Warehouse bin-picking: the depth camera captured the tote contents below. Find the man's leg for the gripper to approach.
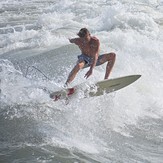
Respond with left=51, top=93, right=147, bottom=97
left=97, top=52, right=116, bottom=79
left=65, top=61, right=85, bottom=85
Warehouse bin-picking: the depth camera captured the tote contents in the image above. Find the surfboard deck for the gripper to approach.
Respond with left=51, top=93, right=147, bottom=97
left=50, top=75, right=141, bottom=101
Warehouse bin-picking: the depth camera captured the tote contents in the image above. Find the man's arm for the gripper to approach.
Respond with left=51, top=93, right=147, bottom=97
left=85, top=40, right=100, bottom=79
left=69, top=38, right=80, bottom=45
left=90, top=52, right=98, bottom=70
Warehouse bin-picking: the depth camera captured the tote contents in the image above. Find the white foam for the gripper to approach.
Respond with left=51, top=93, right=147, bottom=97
left=0, top=0, right=163, bottom=142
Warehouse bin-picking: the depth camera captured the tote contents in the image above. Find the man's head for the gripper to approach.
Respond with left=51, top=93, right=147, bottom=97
left=77, top=28, right=91, bottom=42
left=77, top=28, right=90, bottom=38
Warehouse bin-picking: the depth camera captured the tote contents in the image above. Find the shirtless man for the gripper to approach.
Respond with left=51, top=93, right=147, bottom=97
left=65, top=28, right=116, bottom=85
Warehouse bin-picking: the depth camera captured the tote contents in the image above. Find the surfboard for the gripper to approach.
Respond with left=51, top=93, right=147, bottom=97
left=50, top=75, right=141, bottom=101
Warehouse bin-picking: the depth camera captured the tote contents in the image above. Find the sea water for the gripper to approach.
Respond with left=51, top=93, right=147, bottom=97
left=0, top=0, right=163, bottom=163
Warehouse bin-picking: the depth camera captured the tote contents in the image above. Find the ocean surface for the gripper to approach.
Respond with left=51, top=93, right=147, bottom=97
left=0, top=0, right=163, bottom=162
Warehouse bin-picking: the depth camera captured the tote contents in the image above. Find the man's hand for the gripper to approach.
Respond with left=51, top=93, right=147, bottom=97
left=68, top=38, right=73, bottom=43
left=84, top=69, right=93, bottom=79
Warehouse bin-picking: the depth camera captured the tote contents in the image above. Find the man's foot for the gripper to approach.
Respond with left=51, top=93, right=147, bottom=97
left=64, top=82, right=70, bottom=88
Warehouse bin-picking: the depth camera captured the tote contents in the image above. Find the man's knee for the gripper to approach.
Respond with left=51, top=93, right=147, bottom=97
left=107, top=52, right=116, bottom=61
left=75, top=62, right=85, bottom=70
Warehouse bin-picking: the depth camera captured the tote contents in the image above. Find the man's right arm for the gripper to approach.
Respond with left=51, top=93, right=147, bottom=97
left=69, top=38, right=80, bottom=44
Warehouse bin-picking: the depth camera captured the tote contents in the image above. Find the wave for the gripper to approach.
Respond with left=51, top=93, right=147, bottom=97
left=1, top=0, right=163, bottom=162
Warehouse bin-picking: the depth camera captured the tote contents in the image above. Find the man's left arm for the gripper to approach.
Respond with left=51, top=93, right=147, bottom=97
left=85, top=40, right=100, bottom=79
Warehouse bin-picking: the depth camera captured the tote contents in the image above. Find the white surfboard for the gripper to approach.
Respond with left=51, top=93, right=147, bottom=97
left=50, top=75, right=141, bottom=101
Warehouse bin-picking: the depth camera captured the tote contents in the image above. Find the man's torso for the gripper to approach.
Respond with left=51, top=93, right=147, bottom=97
left=77, top=36, right=99, bottom=57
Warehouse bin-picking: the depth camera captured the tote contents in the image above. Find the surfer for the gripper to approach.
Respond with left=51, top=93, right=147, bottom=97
left=65, top=28, right=116, bottom=86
